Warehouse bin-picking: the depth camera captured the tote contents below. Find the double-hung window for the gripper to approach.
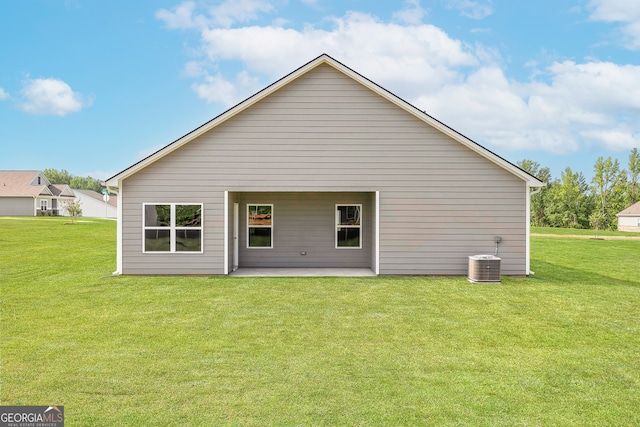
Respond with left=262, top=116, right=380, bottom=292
left=336, top=204, right=362, bottom=248
left=143, top=203, right=203, bottom=253
left=247, top=204, right=273, bottom=248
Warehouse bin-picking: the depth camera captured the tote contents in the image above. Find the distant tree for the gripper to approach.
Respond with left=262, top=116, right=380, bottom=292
left=591, top=156, right=625, bottom=230
left=63, top=200, right=82, bottom=224
left=519, top=150, right=640, bottom=231
left=70, top=176, right=102, bottom=193
left=589, top=210, right=606, bottom=238
left=546, top=167, right=592, bottom=228
left=517, top=159, right=552, bottom=226
left=612, top=168, right=629, bottom=216
left=44, top=168, right=103, bottom=192
left=627, top=148, right=640, bottom=205
left=44, top=168, right=72, bottom=185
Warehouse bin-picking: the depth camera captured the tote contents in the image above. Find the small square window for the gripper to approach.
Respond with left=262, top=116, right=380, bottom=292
left=145, top=204, right=170, bottom=227
left=145, top=229, right=171, bottom=252
left=176, top=229, right=202, bottom=252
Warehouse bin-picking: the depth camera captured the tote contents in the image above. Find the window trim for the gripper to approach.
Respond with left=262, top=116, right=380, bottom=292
left=40, top=199, right=48, bottom=211
left=335, top=204, right=362, bottom=249
left=142, top=203, right=203, bottom=254
left=247, top=204, right=273, bottom=249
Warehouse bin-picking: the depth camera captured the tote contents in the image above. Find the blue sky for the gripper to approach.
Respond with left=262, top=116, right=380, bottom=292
left=1, top=0, right=639, bottom=182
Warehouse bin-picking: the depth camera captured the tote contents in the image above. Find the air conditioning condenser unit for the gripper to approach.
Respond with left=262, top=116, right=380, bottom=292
left=468, top=255, right=501, bottom=283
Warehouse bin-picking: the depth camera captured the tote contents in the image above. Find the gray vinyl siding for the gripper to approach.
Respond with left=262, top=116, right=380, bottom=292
left=0, top=197, right=34, bottom=216
left=235, top=192, right=372, bottom=268
left=121, top=184, right=224, bottom=275
left=120, top=63, right=528, bottom=275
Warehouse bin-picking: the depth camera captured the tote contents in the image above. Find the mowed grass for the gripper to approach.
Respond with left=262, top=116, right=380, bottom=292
left=1, top=218, right=639, bottom=426
left=532, top=225, right=640, bottom=238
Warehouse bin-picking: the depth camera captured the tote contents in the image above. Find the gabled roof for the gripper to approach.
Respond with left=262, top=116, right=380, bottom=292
left=0, top=170, right=75, bottom=198
left=0, top=170, right=48, bottom=197
left=49, top=184, right=75, bottom=197
left=617, top=201, right=640, bottom=217
left=107, top=54, right=544, bottom=188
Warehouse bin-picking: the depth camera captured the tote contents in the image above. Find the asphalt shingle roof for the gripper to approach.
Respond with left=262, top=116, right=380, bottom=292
left=618, top=201, right=640, bottom=216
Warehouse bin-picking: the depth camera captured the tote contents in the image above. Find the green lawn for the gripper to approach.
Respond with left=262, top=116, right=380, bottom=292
left=531, top=225, right=640, bottom=238
left=1, top=218, right=639, bottom=426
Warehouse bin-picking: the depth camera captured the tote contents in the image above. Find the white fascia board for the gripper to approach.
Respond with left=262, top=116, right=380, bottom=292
left=39, top=186, right=54, bottom=196
left=60, top=186, right=75, bottom=197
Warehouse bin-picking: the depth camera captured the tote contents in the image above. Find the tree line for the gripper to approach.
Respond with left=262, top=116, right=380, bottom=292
left=44, top=151, right=640, bottom=232
left=43, top=169, right=104, bottom=193
left=518, top=148, right=640, bottom=231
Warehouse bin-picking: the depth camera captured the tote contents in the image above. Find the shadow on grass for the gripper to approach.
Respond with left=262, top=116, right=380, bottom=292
left=531, top=259, right=640, bottom=288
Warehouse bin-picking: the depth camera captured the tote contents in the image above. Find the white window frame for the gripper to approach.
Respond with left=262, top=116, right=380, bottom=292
left=142, top=203, right=203, bottom=254
left=247, top=204, right=273, bottom=249
left=335, top=204, right=362, bottom=249
left=40, top=199, right=48, bottom=211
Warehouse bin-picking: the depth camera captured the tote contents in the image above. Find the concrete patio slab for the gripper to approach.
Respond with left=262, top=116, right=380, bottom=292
left=230, top=268, right=376, bottom=277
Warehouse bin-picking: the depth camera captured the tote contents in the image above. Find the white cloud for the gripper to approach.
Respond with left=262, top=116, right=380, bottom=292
left=588, top=0, right=640, bottom=49
left=157, top=1, right=640, bottom=156
left=18, top=78, right=93, bottom=116
left=588, top=0, right=640, bottom=21
left=156, top=1, right=202, bottom=29
left=0, top=88, right=9, bottom=100
left=416, top=60, right=640, bottom=154
left=545, top=61, right=640, bottom=111
left=156, top=0, right=273, bottom=29
left=208, top=0, right=274, bottom=28
left=393, top=0, right=427, bottom=25
left=581, top=129, right=640, bottom=151
left=191, top=70, right=261, bottom=105
left=182, top=60, right=208, bottom=78
left=446, top=0, right=494, bottom=19
left=197, top=12, right=478, bottom=101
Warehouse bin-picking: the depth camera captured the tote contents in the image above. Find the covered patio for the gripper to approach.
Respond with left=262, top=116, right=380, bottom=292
left=225, top=191, right=379, bottom=275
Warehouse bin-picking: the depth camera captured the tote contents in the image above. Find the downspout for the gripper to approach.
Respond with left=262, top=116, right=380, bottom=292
left=223, top=191, right=229, bottom=275
left=111, top=180, right=123, bottom=275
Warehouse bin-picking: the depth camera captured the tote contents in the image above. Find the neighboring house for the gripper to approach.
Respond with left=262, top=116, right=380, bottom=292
left=106, top=54, right=544, bottom=276
left=617, top=201, right=640, bottom=232
left=73, top=189, right=117, bottom=218
left=0, top=170, right=75, bottom=216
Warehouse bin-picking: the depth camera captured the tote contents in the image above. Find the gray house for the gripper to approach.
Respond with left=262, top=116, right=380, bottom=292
left=106, top=54, right=544, bottom=276
left=0, top=170, right=75, bottom=216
